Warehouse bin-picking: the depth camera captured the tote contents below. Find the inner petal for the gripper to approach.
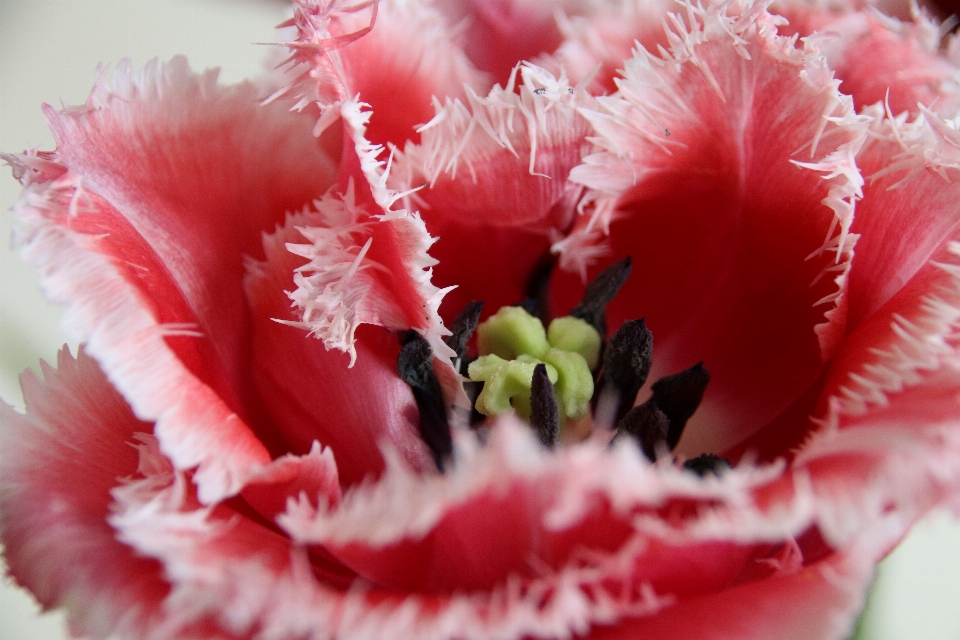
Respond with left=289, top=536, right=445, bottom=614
left=560, top=6, right=865, bottom=455
left=244, top=206, right=436, bottom=486
left=389, top=66, right=593, bottom=321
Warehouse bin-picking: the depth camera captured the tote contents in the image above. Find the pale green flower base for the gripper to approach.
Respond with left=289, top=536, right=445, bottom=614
left=1, top=2, right=959, bottom=640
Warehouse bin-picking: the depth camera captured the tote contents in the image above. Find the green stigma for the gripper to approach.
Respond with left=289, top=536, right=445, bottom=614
left=468, top=306, right=601, bottom=423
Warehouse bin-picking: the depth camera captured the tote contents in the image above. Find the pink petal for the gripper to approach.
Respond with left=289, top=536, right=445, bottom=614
left=240, top=442, right=343, bottom=522
left=0, top=348, right=170, bottom=639
left=100, top=421, right=884, bottom=640
left=390, top=65, right=594, bottom=320
left=544, top=0, right=678, bottom=95
left=562, top=3, right=866, bottom=455
left=308, top=0, right=489, bottom=147
left=797, top=220, right=960, bottom=545
left=107, top=434, right=336, bottom=636
left=582, top=531, right=883, bottom=640
left=777, top=3, right=960, bottom=117
left=294, top=101, right=461, bottom=365
left=845, top=108, right=960, bottom=328
left=435, top=0, right=569, bottom=86
left=244, top=202, right=436, bottom=485
left=276, top=421, right=822, bottom=633
left=8, top=57, right=338, bottom=502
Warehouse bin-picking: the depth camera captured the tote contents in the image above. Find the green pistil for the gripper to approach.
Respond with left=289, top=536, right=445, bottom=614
left=468, top=306, right=600, bottom=422
left=546, top=316, right=601, bottom=370
left=469, top=354, right=558, bottom=419
left=477, top=305, right=550, bottom=360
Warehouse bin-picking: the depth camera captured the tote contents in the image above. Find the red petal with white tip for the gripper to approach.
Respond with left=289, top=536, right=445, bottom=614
left=244, top=202, right=437, bottom=485
left=582, top=529, right=884, bottom=640
left=391, top=64, right=594, bottom=320
left=283, top=0, right=488, bottom=149
left=10, top=57, right=338, bottom=501
left=563, top=2, right=866, bottom=455
left=775, top=2, right=960, bottom=117
left=796, top=115, right=960, bottom=542
left=0, top=348, right=170, bottom=639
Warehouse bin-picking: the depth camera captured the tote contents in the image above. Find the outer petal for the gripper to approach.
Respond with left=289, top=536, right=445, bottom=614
left=110, top=418, right=822, bottom=640
left=434, top=0, right=572, bottom=86
left=583, top=526, right=887, bottom=640
left=6, top=57, right=337, bottom=502
left=845, top=106, right=960, bottom=327
left=562, top=1, right=866, bottom=455
left=0, top=348, right=170, bottom=640
left=1, top=356, right=352, bottom=639
left=282, top=0, right=488, bottom=149
left=390, top=64, right=595, bottom=320
left=544, top=0, right=678, bottom=95
left=775, top=1, right=960, bottom=117
left=768, top=112, right=960, bottom=554
left=267, top=420, right=834, bottom=640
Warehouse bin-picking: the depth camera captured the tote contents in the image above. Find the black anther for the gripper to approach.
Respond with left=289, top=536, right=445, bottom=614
left=463, top=379, right=487, bottom=428
left=682, top=453, right=731, bottom=477
left=570, top=257, right=632, bottom=335
left=397, top=329, right=419, bottom=346
left=397, top=335, right=452, bottom=471
left=530, top=364, right=559, bottom=447
left=518, top=298, right=540, bottom=317
left=615, top=401, right=669, bottom=462
left=444, top=300, right=484, bottom=373
left=600, top=318, right=653, bottom=423
left=651, top=362, right=710, bottom=450
left=520, top=251, right=556, bottom=324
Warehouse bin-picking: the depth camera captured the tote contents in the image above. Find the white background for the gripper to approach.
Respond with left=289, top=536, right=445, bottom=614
left=0, top=1, right=958, bottom=639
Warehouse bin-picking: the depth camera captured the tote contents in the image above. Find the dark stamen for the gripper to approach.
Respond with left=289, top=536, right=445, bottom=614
left=683, top=453, right=731, bottom=477
left=444, top=300, right=484, bottom=373
left=518, top=298, right=540, bottom=318
left=530, top=364, right=559, bottom=447
left=520, top=252, right=556, bottom=323
left=599, top=318, right=653, bottom=423
left=615, top=401, right=668, bottom=461
left=650, top=362, right=710, bottom=450
left=463, top=379, right=487, bottom=428
left=570, top=257, right=632, bottom=335
left=397, top=335, right=452, bottom=471
left=397, top=329, right=419, bottom=346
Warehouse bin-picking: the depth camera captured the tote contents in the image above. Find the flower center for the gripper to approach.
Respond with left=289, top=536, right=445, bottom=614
left=467, top=306, right=599, bottom=425
left=398, top=257, right=729, bottom=475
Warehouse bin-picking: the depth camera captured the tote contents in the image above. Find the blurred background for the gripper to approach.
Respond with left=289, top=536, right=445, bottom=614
left=1, top=1, right=959, bottom=639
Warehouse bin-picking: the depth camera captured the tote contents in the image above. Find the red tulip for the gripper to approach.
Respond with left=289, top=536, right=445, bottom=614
left=3, top=1, right=960, bottom=639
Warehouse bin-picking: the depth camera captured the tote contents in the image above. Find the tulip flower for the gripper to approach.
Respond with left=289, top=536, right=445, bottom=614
left=3, top=1, right=960, bottom=639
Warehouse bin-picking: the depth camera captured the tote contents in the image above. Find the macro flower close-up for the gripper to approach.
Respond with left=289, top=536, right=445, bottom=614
left=2, top=1, right=960, bottom=639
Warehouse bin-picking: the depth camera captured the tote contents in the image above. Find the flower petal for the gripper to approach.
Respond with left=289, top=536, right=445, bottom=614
left=240, top=442, right=343, bottom=522
left=562, top=1, right=866, bottom=454
left=776, top=2, right=960, bottom=117
left=243, top=201, right=437, bottom=485
left=390, top=64, right=594, bottom=320
left=0, top=348, right=170, bottom=639
left=798, top=229, right=960, bottom=545
left=582, top=529, right=885, bottom=640
left=544, top=0, right=677, bottom=95
left=283, top=0, right=489, bottom=149
left=435, top=0, right=570, bottom=86
left=279, top=421, right=818, bottom=623
left=845, top=107, right=960, bottom=327
left=6, top=57, right=338, bottom=502
left=287, top=101, right=461, bottom=369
